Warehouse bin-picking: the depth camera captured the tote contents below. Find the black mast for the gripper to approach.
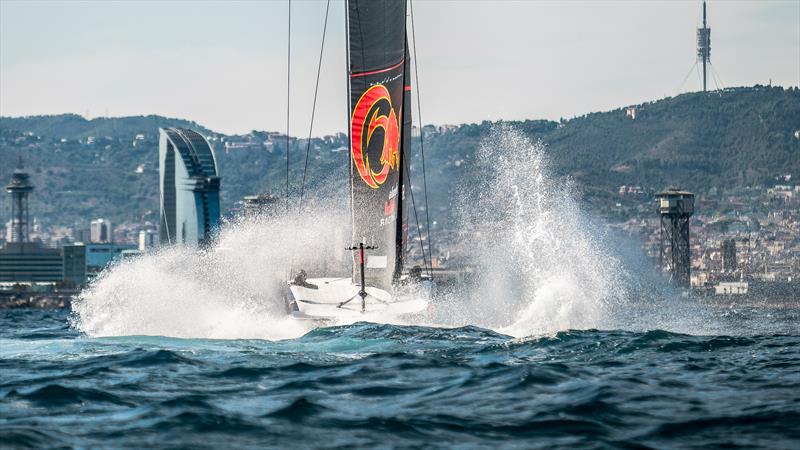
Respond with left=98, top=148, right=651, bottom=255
left=394, top=38, right=412, bottom=283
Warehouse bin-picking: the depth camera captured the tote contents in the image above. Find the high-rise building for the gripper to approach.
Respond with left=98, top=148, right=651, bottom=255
left=159, top=128, right=221, bottom=247
left=722, top=239, right=737, bottom=272
left=138, top=229, right=158, bottom=252
left=5, top=159, right=34, bottom=243
left=74, top=228, right=91, bottom=244
left=62, top=243, right=87, bottom=287
left=90, top=218, right=112, bottom=243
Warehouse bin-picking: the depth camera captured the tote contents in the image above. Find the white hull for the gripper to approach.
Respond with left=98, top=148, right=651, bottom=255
left=287, top=277, right=428, bottom=321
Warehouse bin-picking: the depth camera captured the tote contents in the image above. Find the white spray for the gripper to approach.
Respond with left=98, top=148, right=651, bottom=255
left=71, top=209, right=350, bottom=340
left=428, top=124, right=628, bottom=336
left=72, top=124, right=718, bottom=340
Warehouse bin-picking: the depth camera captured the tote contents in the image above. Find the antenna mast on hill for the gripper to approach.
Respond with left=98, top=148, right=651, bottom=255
left=697, top=1, right=711, bottom=92
left=677, top=1, right=723, bottom=93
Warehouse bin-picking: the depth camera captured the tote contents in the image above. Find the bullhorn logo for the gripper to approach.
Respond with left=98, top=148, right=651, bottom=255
left=350, top=84, right=400, bottom=189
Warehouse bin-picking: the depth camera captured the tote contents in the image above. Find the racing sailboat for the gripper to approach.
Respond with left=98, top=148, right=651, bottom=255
left=286, top=0, right=428, bottom=320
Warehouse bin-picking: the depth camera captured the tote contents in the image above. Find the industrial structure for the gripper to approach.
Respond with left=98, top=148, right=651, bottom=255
left=656, top=188, right=695, bottom=288
left=697, top=1, right=711, bottom=92
left=158, top=128, right=221, bottom=247
left=5, top=158, right=34, bottom=243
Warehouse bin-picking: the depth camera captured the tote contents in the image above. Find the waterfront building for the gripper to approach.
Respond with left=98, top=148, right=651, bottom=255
left=90, top=218, right=112, bottom=243
left=138, top=229, right=158, bottom=252
left=120, top=249, right=142, bottom=261
left=85, top=243, right=137, bottom=276
left=0, top=242, right=63, bottom=283
left=62, top=244, right=87, bottom=287
left=241, top=193, right=278, bottom=218
left=714, top=281, right=748, bottom=295
left=159, top=128, right=221, bottom=247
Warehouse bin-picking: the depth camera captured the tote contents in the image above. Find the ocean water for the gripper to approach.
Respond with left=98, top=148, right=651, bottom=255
left=1, top=307, right=799, bottom=449
left=3, top=125, right=798, bottom=448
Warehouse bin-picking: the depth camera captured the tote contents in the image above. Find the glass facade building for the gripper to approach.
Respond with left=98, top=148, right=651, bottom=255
left=159, top=128, right=221, bottom=247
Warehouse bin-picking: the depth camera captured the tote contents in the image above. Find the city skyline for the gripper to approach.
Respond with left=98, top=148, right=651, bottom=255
left=1, top=0, right=798, bottom=136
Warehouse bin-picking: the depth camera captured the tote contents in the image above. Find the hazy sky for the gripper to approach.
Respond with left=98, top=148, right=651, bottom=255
left=1, top=0, right=798, bottom=136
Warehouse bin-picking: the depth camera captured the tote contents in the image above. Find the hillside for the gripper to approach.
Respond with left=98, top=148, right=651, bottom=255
left=0, top=85, right=798, bottom=229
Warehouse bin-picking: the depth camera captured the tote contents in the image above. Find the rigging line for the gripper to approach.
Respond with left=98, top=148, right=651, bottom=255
left=402, top=146, right=431, bottom=279
left=285, top=0, right=291, bottom=214
left=695, top=62, right=704, bottom=91
left=677, top=61, right=698, bottom=94
left=158, top=172, right=172, bottom=245
left=709, top=62, right=725, bottom=90
left=299, top=0, right=331, bottom=206
left=710, top=70, right=721, bottom=92
left=346, top=1, right=355, bottom=245
left=409, top=0, right=433, bottom=278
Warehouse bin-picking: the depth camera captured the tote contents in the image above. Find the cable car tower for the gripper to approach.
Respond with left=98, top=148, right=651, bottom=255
left=6, top=158, right=34, bottom=243
left=656, top=188, right=695, bottom=288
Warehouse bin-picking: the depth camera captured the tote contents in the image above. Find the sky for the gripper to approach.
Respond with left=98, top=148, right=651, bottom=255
left=0, top=0, right=798, bottom=136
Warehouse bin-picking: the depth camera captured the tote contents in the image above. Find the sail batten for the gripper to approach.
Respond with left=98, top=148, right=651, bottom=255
left=347, top=0, right=409, bottom=290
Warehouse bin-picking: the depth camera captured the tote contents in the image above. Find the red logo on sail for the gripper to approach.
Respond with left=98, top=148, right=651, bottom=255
left=351, top=84, right=400, bottom=189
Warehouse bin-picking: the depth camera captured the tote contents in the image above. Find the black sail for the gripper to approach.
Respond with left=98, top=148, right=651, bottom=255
left=348, top=0, right=408, bottom=290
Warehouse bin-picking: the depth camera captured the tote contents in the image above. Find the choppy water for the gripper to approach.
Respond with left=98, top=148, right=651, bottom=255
left=2, top=308, right=799, bottom=449
left=4, top=125, right=798, bottom=447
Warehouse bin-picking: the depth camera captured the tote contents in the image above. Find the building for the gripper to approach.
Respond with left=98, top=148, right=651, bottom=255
left=159, top=128, right=221, bottom=247
left=721, top=239, right=737, bottom=272
left=62, top=244, right=87, bottom=287
left=241, top=193, right=279, bottom=218
left=714, top=281, right=748, bottom=296
left=138, top=229, right=158, bottom=252
left=120, top=249, right=142, bottom=261
left=0, top=242, right=63, bottom=283
left=85, top=243, right=138, bottom=276
left=90, top=218, right=112, bottom=243
left=74, top=228, right=91, bottom=244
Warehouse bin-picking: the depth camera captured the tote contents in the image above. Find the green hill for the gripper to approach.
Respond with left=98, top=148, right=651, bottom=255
left=0, top=85, right=798, bottom=229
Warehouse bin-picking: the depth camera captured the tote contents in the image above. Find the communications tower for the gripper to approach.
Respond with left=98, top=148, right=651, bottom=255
left=697, top=1, right=711, bottom=92
left=656, top=188, right=695, bottom=287
left=5, top=158, right=34, bottom=243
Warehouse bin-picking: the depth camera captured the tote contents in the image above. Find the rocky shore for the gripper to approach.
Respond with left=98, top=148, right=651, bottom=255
left=0, top=292, right=74, bottom=309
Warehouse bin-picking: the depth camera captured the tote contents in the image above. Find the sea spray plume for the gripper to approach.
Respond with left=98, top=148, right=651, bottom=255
left=71, top=201, right=350, bottom=340
left=444, top=124, right=629, bottom=337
